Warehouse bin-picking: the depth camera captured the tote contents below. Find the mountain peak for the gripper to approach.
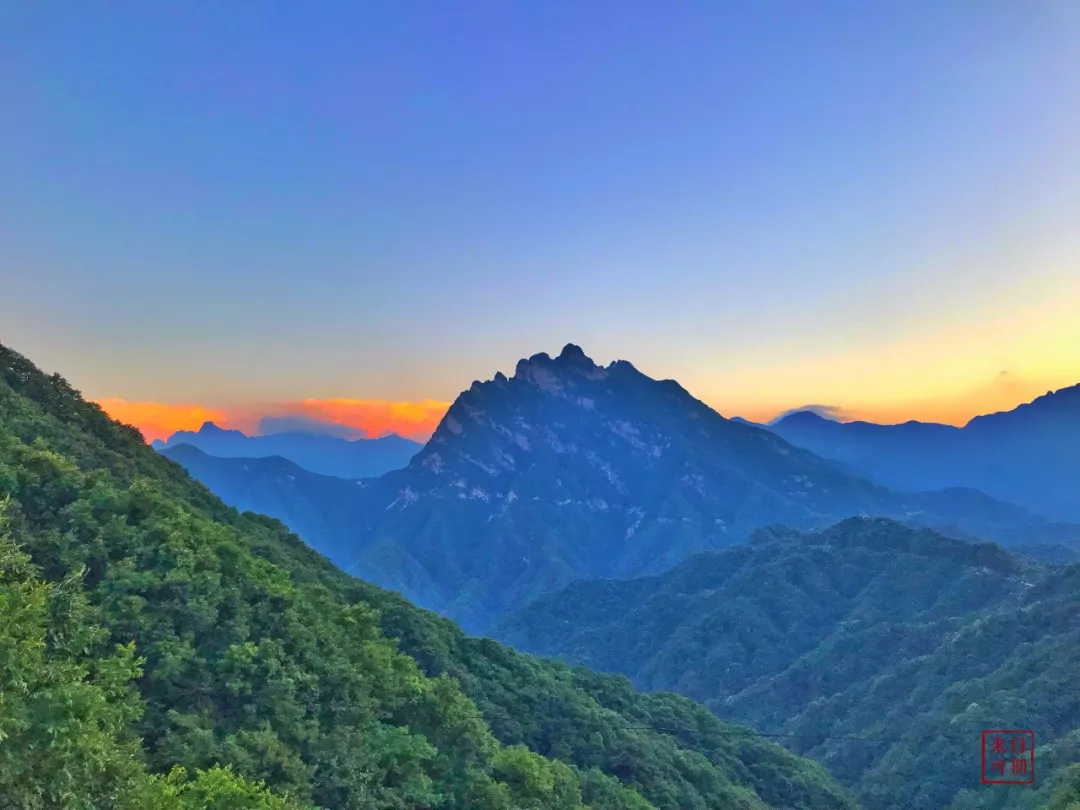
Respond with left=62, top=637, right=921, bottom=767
left=510, top=345, right=608, bottom=389
left=774, top=410, right=832, bottom=427
left=198, top=421, right=236, bottom=435
left=557, top=342, right=586, bottom=360
left=609, top=359, right=641, bottom=376
left=514, top=353, right=550, bottom=380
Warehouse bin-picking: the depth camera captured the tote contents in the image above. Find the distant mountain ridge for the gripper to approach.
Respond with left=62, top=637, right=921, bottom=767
left=164, top=343, right=1062, bottom=634
left=766, top=384, right=1080, bottom=520
left=153, top=421, right=421, bottom=478
left=159, top=443, right=368, bottom=564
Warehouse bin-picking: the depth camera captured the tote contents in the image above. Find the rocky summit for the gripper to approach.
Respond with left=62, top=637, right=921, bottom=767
left=295, top=344, right=1038, bottom=632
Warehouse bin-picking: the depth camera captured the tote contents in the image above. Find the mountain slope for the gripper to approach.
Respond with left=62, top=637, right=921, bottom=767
left=499, top=518, right=1080, bottom=810
left=160, top=444, right=367, bottom=566
left=169, top=344, right=1046, bottom=633
left=154, top=421, right=421, bottom=478
left=0, top=339, right=857, bottom=810
left=768, top=386, right=1080, bottom=520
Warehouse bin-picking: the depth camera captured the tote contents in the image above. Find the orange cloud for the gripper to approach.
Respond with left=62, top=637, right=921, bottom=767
left=290, top=398, right=449, bottom=442
left=94, top=398, right=233, bottom=443
left=92, top=397, right=450, bottom=445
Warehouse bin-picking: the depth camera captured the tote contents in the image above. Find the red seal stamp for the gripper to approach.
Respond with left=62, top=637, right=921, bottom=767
left=982, top=730, right=1034, bottom=785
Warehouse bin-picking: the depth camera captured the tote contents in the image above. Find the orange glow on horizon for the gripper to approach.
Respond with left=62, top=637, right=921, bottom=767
left=293, top=398, right=450, bottom=442
left=94, top=370, right=1072, bottom=448
left=95, top=398, right=233, bottom=444
left=92, top=397, right=451, bottom=444
left=735, top=371, right=1074, bottom=427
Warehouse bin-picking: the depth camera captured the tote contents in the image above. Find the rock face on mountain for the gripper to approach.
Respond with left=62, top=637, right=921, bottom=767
left=313, top=345, right=1042, bottom=632
left=768, top=384, right=1080, bottom=520
left=154, top=421, right=421, bottom=478
left=498, top=518, right=1080, bottom=810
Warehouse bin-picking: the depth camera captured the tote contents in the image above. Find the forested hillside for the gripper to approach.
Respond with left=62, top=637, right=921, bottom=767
left=501, top=519, right=1080, bottom=810
left=0, top=339, right=857, bottom=809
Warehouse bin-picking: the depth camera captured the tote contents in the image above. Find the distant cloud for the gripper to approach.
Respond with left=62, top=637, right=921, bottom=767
left=93, top=397, right=450, bottom=444
left=769, top=404, right=852, bottom=424
left=257, top=414, right=367, bottom=439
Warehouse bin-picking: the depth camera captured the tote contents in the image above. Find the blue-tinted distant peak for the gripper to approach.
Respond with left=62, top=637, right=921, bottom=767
left=965, top=381, right=1080, bottom=429
left=197, top=421, right=246, bottom=437
left=730, top=416, right=763, bottom=427
left=513, top=345, right=601, bottom=380
left=772, top=410, right=835, bottom=427
left=557, top=343, right=587, bottom=360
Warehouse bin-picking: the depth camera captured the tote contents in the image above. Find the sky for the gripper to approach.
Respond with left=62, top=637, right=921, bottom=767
left=3, top=2, right=1080, bottom=442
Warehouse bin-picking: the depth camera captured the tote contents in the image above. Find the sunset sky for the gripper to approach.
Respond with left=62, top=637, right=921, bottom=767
left=4, top=3, right=1080, bottom=443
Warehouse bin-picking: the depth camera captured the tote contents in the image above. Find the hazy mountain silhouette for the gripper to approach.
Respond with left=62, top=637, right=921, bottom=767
left=258, top=413, right=368, bottom=439
left=160, top=443, right=368, bottom=564
left=154, top=421, right=421, bottom=478
left=767, top=384, right=1080, bottom=520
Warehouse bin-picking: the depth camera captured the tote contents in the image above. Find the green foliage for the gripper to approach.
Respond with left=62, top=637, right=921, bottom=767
left=0, top=536, right=308, bottom=810
left=492, top=745, right=584, bottom=809
left=0, top=340, right=857, bottom=809
left=0, top=538, right=142, bottom=809
left=1042, top=763, right=1080, bottom=810
left=152, top=766, right=310, bottom=810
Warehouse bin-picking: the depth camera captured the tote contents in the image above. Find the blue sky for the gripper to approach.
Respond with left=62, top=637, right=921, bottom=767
left=3, top=1, right=1080, bottom=431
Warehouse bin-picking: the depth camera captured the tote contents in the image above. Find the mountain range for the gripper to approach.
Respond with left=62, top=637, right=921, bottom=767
left=0, top=339, right=859, bottom=809
left=8, top=337, right=1080, bottom=810
left=764, top=385, right=1080, bottom=521
left=499, top=517, right=1080, bottom=810
left=162, top=344, right=1072, bottom=634
left=153, top=421, right=421, bottom=478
